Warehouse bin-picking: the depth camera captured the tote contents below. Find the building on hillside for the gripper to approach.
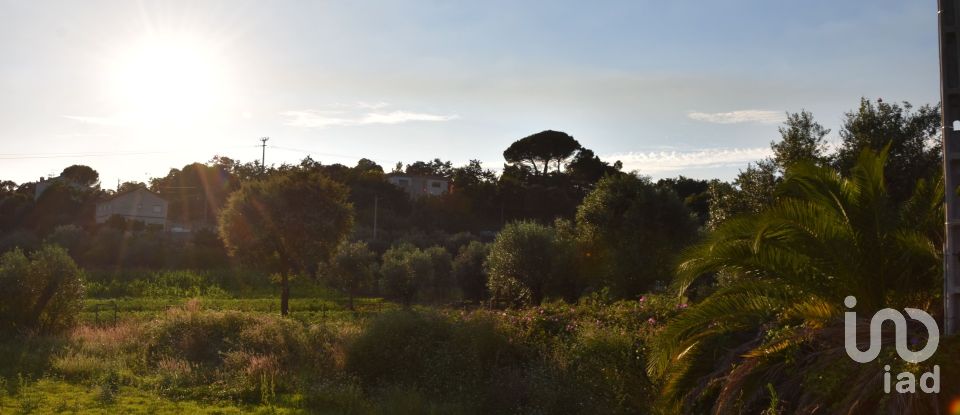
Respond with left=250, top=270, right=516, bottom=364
left=95, top=187, right=169, bottom=229
left=34, top=176, right=88, bottom=200
left=386, top=174, right=450, bottom=197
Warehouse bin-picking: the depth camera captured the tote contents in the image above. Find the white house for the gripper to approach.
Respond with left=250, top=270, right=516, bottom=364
left=387, top=174, right=449, bottom=197
left=95, top=187, right=169, bottom=229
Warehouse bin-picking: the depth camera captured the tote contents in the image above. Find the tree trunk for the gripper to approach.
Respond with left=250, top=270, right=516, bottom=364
left=280, top=272, right=290, bottom=316
left=348, top=280, right=355, bottom=311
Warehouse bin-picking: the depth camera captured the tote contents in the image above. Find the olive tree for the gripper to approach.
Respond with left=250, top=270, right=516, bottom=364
left=219, top=171, right=353, bottom=316
left=485, top=221, right=561, bottom=306
left=324, top=241, right=377, bottom=310
left=380, top=243, right=433, bottom=307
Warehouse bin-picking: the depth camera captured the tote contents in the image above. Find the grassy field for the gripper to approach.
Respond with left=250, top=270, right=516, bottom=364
left=0, top=271, right=673, bottom=414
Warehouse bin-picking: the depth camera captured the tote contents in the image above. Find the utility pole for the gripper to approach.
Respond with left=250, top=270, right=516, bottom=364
left=260, top=137, right=270, bottom=174
left=938, top=0, right=960, bottom=335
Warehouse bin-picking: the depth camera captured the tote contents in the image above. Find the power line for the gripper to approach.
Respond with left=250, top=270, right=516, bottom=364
left=270, top=145, right=394, bottom=165
left=0, top=145, right=261, bottom=160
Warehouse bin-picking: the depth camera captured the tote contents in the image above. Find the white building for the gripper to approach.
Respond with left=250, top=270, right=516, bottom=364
left=386, top=174, right=449, bottom=197
left=95, top=187, right=169, bottom=229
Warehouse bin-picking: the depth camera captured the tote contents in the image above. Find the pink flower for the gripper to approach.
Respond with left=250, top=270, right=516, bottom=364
left=647, top=317, right=657, bottom=325
left=678, top=303, right=688, bottom=309
left=638, top=296, right=646, bottom=303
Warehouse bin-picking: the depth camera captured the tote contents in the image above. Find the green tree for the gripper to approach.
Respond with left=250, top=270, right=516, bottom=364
left=834, top=98, right=940, bottom=203
left=503, top=130, right=582, bottom=176
left=707, top=110, right=830, bottom=228
left=771, top=110, right=830, bottom=170
left=452, top=241, right=490, bottom=302
left=485, top=221, right=562, bottom=306
left=405, top=159, right=453, bottom=178
left=219, top=171, right=353, bottom=316
left=116, top=181, right=147, bottom=193
left=650, top=149, right=943, bottom=413
left=0, top=245, right=85, bottom=334
left=566, top=148, right=621, bottom=186
left=324, top=241, right=377, bottom=310
left=577, top=174, right=699, bottom=297
left=60, top=165, right=100, bottom=187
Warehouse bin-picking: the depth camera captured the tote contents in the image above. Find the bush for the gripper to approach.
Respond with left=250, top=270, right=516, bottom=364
left=142, top=300, right=326, bottom=402
left=0, top=245, right=85, bottom=335
left=345, top=311, right=452, bottom=387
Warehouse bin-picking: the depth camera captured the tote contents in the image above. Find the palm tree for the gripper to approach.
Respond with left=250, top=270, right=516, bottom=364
left=649, top=148, right=945, bottom=414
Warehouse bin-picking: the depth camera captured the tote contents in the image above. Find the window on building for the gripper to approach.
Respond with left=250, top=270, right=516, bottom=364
left=399, top=179, right=410, bottom=186
left=431, top=181, right=441, bottom=188
left=137, top=203, right=142, bottom=210
left=153, top=205, right=162, bottom=213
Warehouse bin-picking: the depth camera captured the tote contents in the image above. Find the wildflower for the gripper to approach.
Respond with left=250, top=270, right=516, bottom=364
left=647, top=317, right=657, bottom=325
left=678, top=303, right=688, bottom=309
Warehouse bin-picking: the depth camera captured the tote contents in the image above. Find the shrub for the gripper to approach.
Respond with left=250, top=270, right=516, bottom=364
left=143, top=300, right=324, bottom=402
left=0, top=245, right=85, bottom=335
left=346, top=310, right=528, bottom=410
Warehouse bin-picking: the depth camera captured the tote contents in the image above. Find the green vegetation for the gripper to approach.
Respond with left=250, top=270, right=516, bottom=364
left=650, top=149, right=952, bottom=413
left=0, top=280, right=683, bottom=414
left=0, top=97, right=956, bottom=413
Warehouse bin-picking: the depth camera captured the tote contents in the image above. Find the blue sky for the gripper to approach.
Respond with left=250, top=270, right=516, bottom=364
left=0, top=1, right=941, bottom=187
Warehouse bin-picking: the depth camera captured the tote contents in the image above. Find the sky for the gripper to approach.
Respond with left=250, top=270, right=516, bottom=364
left=0, top=1, right=942, bottom=188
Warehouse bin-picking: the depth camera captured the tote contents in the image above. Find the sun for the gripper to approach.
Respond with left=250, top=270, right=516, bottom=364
left=108, top=34, right=229, bottom=126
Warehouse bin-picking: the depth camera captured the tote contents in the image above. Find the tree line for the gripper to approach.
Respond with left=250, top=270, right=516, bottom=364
left=0, top=98, right=942, bottom=316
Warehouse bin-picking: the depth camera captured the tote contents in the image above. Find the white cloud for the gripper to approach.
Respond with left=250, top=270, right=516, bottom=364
left=687, top=110, right=784, bottom=124
left=281, top=103, right=458, bottom=128
left=602, top=147, right=772, bottom=174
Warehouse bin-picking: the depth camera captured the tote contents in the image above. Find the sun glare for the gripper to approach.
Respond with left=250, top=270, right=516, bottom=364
left=108, top=35, right=229, bottom=126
